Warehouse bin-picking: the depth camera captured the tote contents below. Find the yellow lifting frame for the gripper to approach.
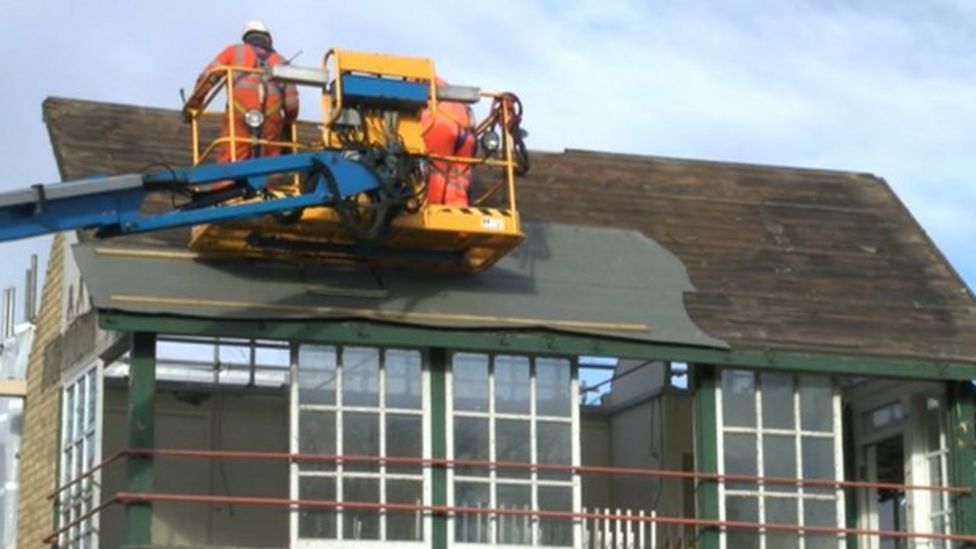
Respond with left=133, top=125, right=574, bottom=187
left=184, top=65, right=305, bottom=166
left=181, top=49, right=525, bottom=272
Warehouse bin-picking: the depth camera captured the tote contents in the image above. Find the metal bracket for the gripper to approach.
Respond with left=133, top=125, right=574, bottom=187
left=268, top=64, right=329, bottom=87
left=437, top=84, right=481, bottom=103
left=31, top=184, right=46, bottom=214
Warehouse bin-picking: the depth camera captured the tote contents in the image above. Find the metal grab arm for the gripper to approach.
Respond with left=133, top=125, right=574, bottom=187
left=0, top=151, right=381, bottom=244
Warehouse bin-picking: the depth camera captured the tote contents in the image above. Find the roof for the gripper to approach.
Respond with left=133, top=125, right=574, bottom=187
left=43, top=97, right=976, bottom=363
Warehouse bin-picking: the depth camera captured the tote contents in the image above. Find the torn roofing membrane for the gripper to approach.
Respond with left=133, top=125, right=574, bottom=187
left=74, top=222, right=728, bottom=350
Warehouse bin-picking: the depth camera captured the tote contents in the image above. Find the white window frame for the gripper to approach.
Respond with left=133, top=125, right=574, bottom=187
left=716, top=369, right=845, bottom=549
left=447, top=352, right=582, bottom=548
left=847, top=380, right=952, bottom=548
left=106, top=335, right=292, bottom=388
left=906, top=392, right=953, bottom=546
left=290, top=345, right=430, bottom=549
left=57, top=360, right=103, bottom=549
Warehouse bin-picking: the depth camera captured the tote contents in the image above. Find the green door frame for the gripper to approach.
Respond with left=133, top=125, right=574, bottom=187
left=948, top=381, right=976, bottom=545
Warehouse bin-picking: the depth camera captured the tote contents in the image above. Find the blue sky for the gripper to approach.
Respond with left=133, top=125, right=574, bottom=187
left=0, top=0, right=973, bottom=320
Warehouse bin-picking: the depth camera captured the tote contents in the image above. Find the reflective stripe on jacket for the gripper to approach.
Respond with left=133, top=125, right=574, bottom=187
left=195, top=43, right=299, bottom=120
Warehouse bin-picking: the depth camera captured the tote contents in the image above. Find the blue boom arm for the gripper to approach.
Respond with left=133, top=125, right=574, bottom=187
left=0, top=151, right=381, bottom=243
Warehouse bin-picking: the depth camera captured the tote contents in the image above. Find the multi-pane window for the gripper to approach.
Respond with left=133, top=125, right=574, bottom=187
left=105, top=336, right=291, bottom=388
left=717, top=369, right=844, bottom=549
left=924, top=396, right=951, bottom=546
left=58, top=363, right=101, bottom=549
left=450, top=353, right=579, bottom=546
left=293, top=345, right=427, bottom=546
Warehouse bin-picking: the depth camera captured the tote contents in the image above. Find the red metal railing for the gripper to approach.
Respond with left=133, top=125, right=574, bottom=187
left=48, top=447, right=971, bottom=500
left=44, top=448, right=976, bottom=545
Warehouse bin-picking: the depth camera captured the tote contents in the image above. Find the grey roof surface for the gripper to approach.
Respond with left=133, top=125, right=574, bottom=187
left=75, top=222, right=727, bottom=349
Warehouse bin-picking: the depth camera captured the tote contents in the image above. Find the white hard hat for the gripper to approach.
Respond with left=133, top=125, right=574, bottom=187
left=242, top=20, right=271, bottom=39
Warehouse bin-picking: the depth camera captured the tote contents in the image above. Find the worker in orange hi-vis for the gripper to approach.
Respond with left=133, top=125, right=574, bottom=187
left=421, top=79, right=476, bottom=207
left=186, top=20, right=299, bottom=168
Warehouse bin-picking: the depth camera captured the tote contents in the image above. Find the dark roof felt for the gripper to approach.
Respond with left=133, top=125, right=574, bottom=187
left=42, top=97, right=976, bottom=363
left=73, top=222, right=728, bottom=349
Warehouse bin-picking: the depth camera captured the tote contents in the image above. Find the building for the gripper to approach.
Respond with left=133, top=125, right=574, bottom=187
left=0, top=316, right=34, bottom=547
left=13, top=97, right=976, bottom=548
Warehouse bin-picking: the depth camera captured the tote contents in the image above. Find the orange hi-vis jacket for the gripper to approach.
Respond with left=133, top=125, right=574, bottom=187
left=194, top=43, right=299, bottom=163
left=421, top=97, right=476, bottom=207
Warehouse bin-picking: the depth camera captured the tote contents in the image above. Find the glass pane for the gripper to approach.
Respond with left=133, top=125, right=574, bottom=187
left=721, top=370, right=756, bottom=427
left=804, top=498, right=838, bottom=524
left=62, top=450, right=73, bottom=489
left=801, top=437, right=835, bottom=484
left=64, top=385, right=75, bottom=444
left=218, top=343, right=251, bottom=365
left=764, top=434, right=797, bottom=493
left=343, top=477, right=379, bottom=540
left=863, top=401, right=903, bottom=435
left=536, top=358, right=572, bottom=417
left=74, top=441, right=83, bottom=479
left=387, top=479, right=423, bottom=541
left=498, top=484, right=533, bottom=544
left=343, top=412, right=379, bottom=472
left=724, top=433, right=757, bottom=491
left=803, top=499, right=839, bottom=549
left=539, top=485, right=574, bottom=547
left=765, top=496, right=798, bottom=549
left=342, top=347, right=380, bottom=407
left=496, top=419, right=531, bottom=479
left=298, top=345, right=337, bottom=405
left=453, top=353, right=489, bottom=412
left=761, top=372, right=794, bottom=430
left=537, top=421, right=572, bottom=481
left=495, top=355, right=530, bottom=414
left=932, top=513, right=948, bottom=536
left=799, top=375, right=832, bottom=432
left=75, top=378, right=86, bottom=440
left=454, top=417, right=489, bottom=476
left=254, top=345, right=290, bottom=367
left=495, top=419, right=532, bottom=478
left=386, top=414, right=423, bottom=474
left=84, top=432, right=95, bottom=470
left=86, top=370, right=98, bottom=430
left=455, top=482, right=490, bottom=543
left=157, top=339, right=213, bottom=361
left=929, top=456, right=945, bottom=513
left=385, top=349, right=422, bottom=409
left=298, top=477, right=336, bottom=539
left=725, top=496, right=759, bottom=548
left=299, top=410, right=336, bottom=471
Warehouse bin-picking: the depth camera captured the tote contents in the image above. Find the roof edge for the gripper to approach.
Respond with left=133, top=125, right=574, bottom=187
left=560, top=147, right=880, bottom=180
left=870, top=174, right=975, bottom=301
left=42, top=96, right=883, bottom=182
left=99, top=312, right=976, bottom=381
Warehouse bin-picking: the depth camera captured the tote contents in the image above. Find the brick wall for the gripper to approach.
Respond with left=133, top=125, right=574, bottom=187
left=16, top=234, right=65, bottom=547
